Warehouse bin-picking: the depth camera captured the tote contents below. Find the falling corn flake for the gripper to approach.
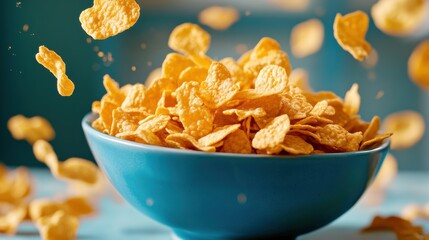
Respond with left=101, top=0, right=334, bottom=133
left=343, top=83, right=361, bottom=117
left=79, top=0, right=141, bottom=40
left=382, top=110, right=425, bottom=150
left=333, top=11, right=372, bottom=61
left=35, top=46, right=75, bottom=97
left=33, top=140, right=99, bottom=184
left=290, top=19, right=324, bottom=58
left=131, top=66, right=137, bottom=72
left=86, top=37, right=92, bottom=44
left=140, top=43, right=147, bottom=49
left=371, top=0, right=427, bottom=36
left=22, top=24, right=29, bottom=32
left=408, top=40, right=429, bottom=90
left=7, top=115, right=55, bottom=144
left=199, top=6, right=239, bottom=31
left=269, top=0, right=311, bottom=12
left=97, top=51, right=104, bottom=58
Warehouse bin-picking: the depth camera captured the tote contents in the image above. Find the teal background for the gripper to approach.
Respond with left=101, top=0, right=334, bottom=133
left=1, top=0, right=428, bottom=169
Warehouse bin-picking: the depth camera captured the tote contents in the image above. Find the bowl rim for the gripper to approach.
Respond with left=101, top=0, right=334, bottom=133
left=82, top=113, right=390, bottom=159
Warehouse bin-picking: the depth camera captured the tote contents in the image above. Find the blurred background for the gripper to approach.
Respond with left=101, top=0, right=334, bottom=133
left=1, top=0, right=428, bottom=170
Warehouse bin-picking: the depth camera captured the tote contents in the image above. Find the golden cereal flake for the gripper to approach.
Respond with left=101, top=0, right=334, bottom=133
left=79, top=0, right=140, bottom=40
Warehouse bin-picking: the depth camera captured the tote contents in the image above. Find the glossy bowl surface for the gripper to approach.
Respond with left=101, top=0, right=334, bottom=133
left=82, top=113, right=390, bottom=240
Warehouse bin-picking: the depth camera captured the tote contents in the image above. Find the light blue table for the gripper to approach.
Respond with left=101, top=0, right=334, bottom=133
left=5, top=169, right=429, bottom=240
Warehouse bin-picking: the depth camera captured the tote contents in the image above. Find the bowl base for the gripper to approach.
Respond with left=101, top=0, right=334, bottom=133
left=172, top=230, right=297, bottom=240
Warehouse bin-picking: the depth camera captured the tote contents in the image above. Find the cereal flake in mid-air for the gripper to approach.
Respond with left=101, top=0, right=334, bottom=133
left=408, top=40, right=429, bottom=90
left=371, top=0, right=427, bottom=36
left=36, top=46, right=75, bottom=96
left=290, top=19, right=324, bottom=58
left=382, top=110, right=425, bottom=150
left=33, top=140, right=99, bottom=184
left=7, top=115, right=55, bottom=144
left=198, top=6, right=239, bottom=30
left=333, top=11, right=372, bottom=61
left=79, top=0, right=141, bottom=40
left=343, top=83, right=361, bottom=116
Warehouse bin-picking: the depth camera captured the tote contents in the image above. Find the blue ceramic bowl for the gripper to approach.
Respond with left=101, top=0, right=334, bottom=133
left=82, top=113, right=390, bottom=240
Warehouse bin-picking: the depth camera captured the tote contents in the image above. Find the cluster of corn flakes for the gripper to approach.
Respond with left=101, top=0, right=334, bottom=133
left=90, top=22, right=391, bottom=155
left=362, top=215, right=429, bottom=239
left=0, top=166, right=31, bottom=234
left=4, top=115, right=102, bottom=239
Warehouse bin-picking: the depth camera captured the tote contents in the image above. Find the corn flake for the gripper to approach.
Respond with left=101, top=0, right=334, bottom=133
left=198, top=124, right=240, bottom=147
left=317, top=124, right=363, bottom=152
left=165, top=133, right=215, bottom=152
left=199, top=62, right=240, bottom=108
left=291, top=19, right=324, bottom=58
left=36, top=210, right=79, bottom=240
left=371, top=0, right=427, bottom=36
left=334, top=11, right=372, bottom=61
left=408, top=40, right=429, bottom=90
left=382, top=110, right=425, bottom=149
left=362, top=215, right=426, bottom=239
left=36, top=46, right=74, bottom=96
left=7, top=115, right=55, bottom=144
left=222, top=129, right=252, bottom=154
left=0, top=204, right=27, bottom=235
left=178, top=66, right=208, bottom=86
left=281, top=135, right=314, bottom=155
left=176, top=81, right=214, bottom=138
left=199, top=6, right=239, bottom=31
left=343, top=83, right=361, bottom=116
left=254, top=65, right=288, bottom=96
left=79, top=0, right=140, bottom=40
left=252, top=114, right=290, bottom=149
left=33, top=140, right=99, bottom=184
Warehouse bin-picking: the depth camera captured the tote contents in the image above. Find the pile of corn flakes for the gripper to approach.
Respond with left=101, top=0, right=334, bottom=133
left=89, top=22, right=391, bottom=155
